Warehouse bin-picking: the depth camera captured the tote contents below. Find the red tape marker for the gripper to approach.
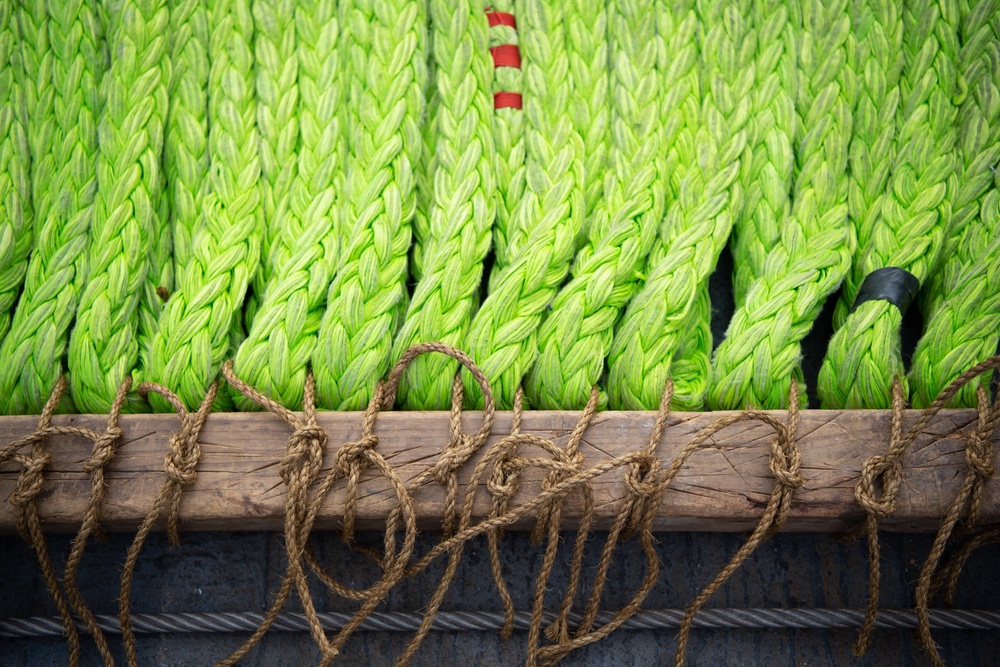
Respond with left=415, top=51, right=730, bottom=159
left=485, top=10, right=516, bottom=29
left=494, top=92, right=522, bottom=109
left=490, top=44, right=521, bottom=69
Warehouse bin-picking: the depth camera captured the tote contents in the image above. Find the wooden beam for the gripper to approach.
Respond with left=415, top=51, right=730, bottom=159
left=0, top=409, right=995, bottom=533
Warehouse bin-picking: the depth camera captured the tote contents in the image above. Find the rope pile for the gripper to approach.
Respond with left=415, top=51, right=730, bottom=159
left=1, top=0, right=1000, bottom=664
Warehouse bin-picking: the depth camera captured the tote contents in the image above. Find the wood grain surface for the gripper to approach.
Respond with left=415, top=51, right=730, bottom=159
left=0, top=408, right=995, bottom=533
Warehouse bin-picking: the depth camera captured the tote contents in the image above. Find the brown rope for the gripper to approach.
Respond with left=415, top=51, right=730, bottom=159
left=62, top=376, right=133, bottom=667
left=853, top=355, right=1000, bottom=656
left=119, top=380, right=217, bottom=667
left=0, top=376, right=82, bottom=666
left=914, top=385, right=1000, bottom=665
left=932, top=524, right=1000, bottom=606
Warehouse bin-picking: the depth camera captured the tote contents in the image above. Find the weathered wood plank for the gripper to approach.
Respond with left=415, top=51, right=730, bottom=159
left=0, top=409, right=994, bottom=533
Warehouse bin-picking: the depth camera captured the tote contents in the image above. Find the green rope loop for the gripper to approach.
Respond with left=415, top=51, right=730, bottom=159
left=312, top=0, right=428, bottom=410
left=232, top=0, right=346, bottom=410
left=464, top=0, right=584, bottom=409
left=819, top=0, right=960, bottom=409
left=609, top=0, right=756, bottom=411
left=710, top=0, right=856, bottom=410
left=69, top=0, right=170, bottom=413
left=909, top=2, right=1000, bottom=408
left=0, top=0, right=33, bottom=345
left=525, top=0, right=660, bottom=410
left=831, top=0, right=904, bottom=332
left=140, top=0, right=262, bottom=411
left=0, top=0, right=105, bottom=415
left=486, top=0, right=525, bottom=275
left=391, top=0, right=496, bottom=410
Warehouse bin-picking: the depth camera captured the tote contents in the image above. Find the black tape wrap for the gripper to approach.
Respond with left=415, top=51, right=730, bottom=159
left=851, top=267, right=920, bottom=315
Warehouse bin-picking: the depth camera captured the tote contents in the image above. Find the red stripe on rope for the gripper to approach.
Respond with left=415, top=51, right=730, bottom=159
left=485, top=10, right=516, bottom=29
left=494, top=92, right=522, bottom=109
left=490, top=44, right=521, bottom=69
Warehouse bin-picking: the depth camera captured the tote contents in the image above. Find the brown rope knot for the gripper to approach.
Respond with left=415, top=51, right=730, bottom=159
left=163, top=431, right=201, bottom=487
left=8, top=451, right=52, bottom=507
left=82, top=426, right=123, bottom=475
left=855, top=454, right=903, bottom=518
left=431, top=433, right=478, bottom=486
left=279, top=423, right=328, bottom=485
left=332, top=435, right=379, bottom=478
left=624, top=452, right=660, bottom=500
left=964, top=430, right=996, bottom=480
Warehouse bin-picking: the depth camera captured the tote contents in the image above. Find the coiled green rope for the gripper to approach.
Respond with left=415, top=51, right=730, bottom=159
left=0, top=1, right=105, bottom=415
left=525, top=0, right=663, bottom=410
left=246, top=0, right=298, bottom=327
left=818, top=0, right=960, bottom=409
left=390, top=0, right=495, bottom=410
left=463, top=0, right=584, bottom=409
left=728, top=0, right=796, bottom=310
left=232, top=0, right=345, bottom=410
left=164, top=0, right=209, bottom=291
left=68, top=0, right=170, bottom=413
left=710, top=0, right=856, bottom=410
left=909, top=3, right=1000, bottom=408
left=140, top=0, right=262, bottom=411
left=831, top=0, right=904, bottom=331
left=609, top=0, right=756, bottom=411
left=486, top=0, right=525, bottom=275
left=0, top=0, right=33, bottom=344
left=312, top=0, right=428, bottom=410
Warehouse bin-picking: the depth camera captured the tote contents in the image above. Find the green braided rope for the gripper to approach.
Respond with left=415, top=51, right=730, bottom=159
left=729, top=0, right=795, bottom=309
left=390, top=0, right=495, bottom=410
left=710, top=0, right=856, bottom=410
left=464, top=0, right=584, bottom=409
left=487, top=0, right=525, bottom=274
left=524, top=0, right=664, bottom=410
left=165, top=0, right=209, bottom=289
left=246, top=0, right=298, bottom=328
left=232, top=0, right=345, bottom=410
left=608, top=0, right=755, bottom=411
left=909, top=191, right=1000, bottom=408
left=921, top=0, right=1000, bottom=323
left=140, top=0, right=261, bottom=411
left=818, top=0, right=960, bottom=409
left=68, top=0, right=169, bottom=413
left=909, top=5, right=1000, bottom=408
left=0, top=0, right=33, bottom=344
left=566, top=0, right=609, bottom=238
left=0, top=0, right=105, bottom=415
left=832, top=0, right=904, bottom=331
left=312, top=0, right=427, bottom=410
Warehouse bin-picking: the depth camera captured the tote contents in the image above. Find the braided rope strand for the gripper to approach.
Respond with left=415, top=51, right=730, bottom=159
left=486, top=0, right=525, bottom=273
left=609, top=0, right=756, bottom=411
left=728, top=0, right=796, bottom=309
left=0, top=0, right=105, bottom=415
left=819, top=0, right=960, bottom=409
left=0, top=0, right=33, bottom=344
left=525, top=0, right=664, bottom=409
left=140, top=0, right=262, bottom=410
left=232, top=0, right=345, bottom=410
left=463, top=0, right=584, bottom=409
left=246, top=0, right=298, bottom=327
left=831, top=0, right=904, bottom=331
left=710, top=0, right=856, bottom=410
left=69, top=0, right=170, bottom=413
left=391, top=0, right=496, bottom=410
left=312, top=0, right=428, bottom=410
left=909, top=190, right=1000, bottom=407
left=921, top=0, right=1000, bottom=324
left=165, top=0, right=209, bottom=289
